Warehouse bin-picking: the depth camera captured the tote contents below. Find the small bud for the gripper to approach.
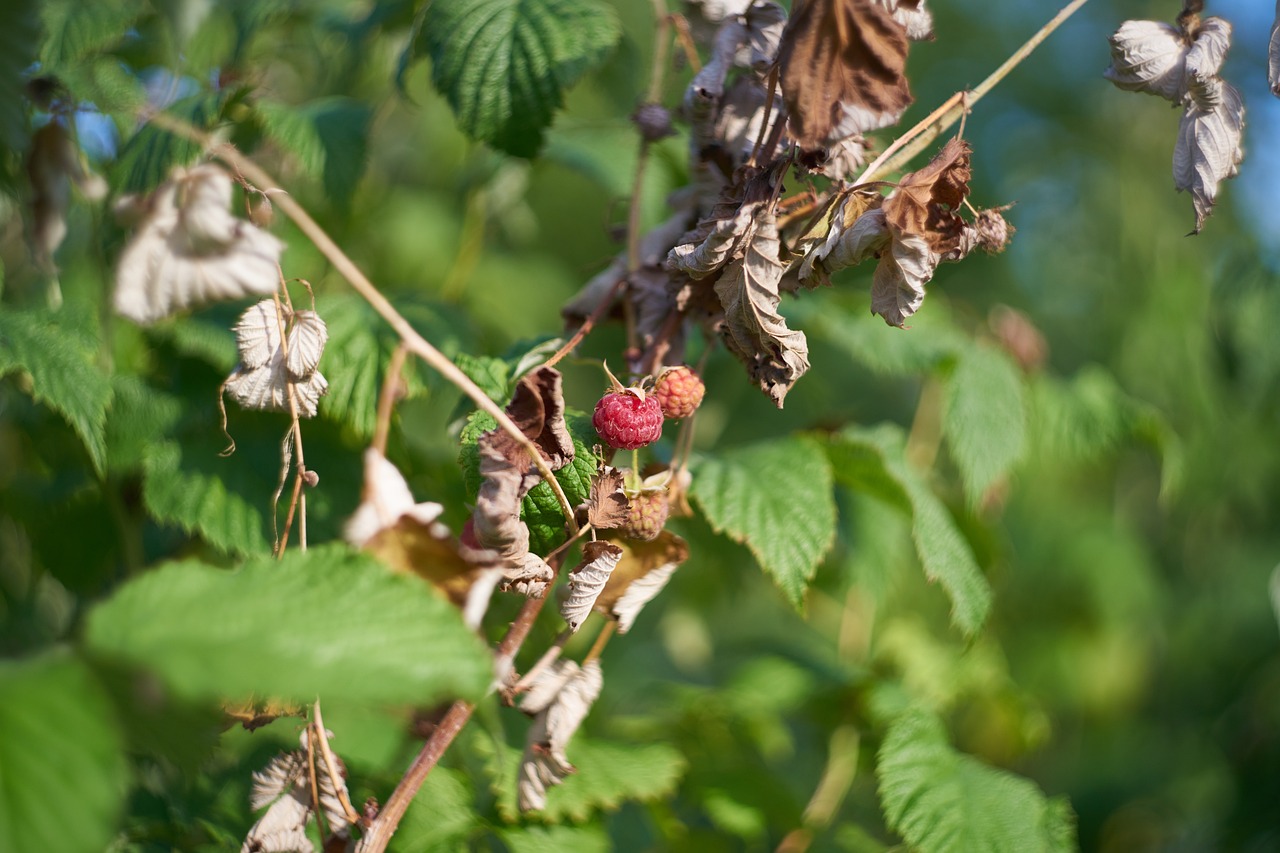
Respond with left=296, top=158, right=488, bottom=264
left=249, top=193, right=275, bottom=228
left=302, top=469, right=319, bottom=487
left=632, top=103, right=674, bottom=143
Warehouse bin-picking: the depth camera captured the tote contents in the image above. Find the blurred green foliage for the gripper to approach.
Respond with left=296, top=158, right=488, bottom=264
left=1, top=0, right=1279, bottom=851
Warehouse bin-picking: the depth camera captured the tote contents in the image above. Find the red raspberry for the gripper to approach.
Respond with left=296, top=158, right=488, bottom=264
left=593, top=389, right=663, bottom=450
left=620, top=489, right=669, bottom=541
left=652, top=366, right=705, bottom=420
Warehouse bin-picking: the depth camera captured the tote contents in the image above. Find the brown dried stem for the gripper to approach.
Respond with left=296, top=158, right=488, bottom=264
left=141, top=111, right=578, bottom=534
left=312, top=700, right=362, bottom=826
left=542, top=278, right=625, bottom=370
left=372, top=344, right=408, bottom=456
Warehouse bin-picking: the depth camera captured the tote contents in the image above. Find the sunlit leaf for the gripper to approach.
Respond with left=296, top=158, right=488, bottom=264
left=84, top=545, right=492, bottom=705
left=691, top=435, right=836, bottom=606
left=0, top=650, right=127, bottom=853
left=420, top=0, right=621, bottom=157
left=943, top=343, right=1026, bottom=505
left=878, top=708, right=1076, bottom=852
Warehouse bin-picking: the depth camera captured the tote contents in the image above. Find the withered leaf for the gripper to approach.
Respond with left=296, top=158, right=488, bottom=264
left=518, top=660, right=603, bottom=812
left=1104, top=20, right=1187, bottom=102
left=561, top=541, right=624, bottom=632
left=778, top=0, right=912, bottom=150
left=881, top=137, right=971, bottom=254
left=518, top=659, right=582, bottom=716
left=715, top=208, right=811, bottom=407
left=798, top=199, right=890, bottom=287
left=223, top=362, right=328, bottom=418
left=876, top=0, right=933, bottom=41
left=1175, top=79, right=1244, bottom=234
left=1271, top=2, right=1280, bottom=97
left=585, top=466, right=629, bottom=530
left=486, top=367, right=574, bottom=474
left=870, top=230, right=936, bottom=327
left=595, top=531, right=689, bottom=633
left=668, top=200, right=754, bottom=279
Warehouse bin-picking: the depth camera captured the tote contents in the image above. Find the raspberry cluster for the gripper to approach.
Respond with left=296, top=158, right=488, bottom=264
left=592, top=365, right=705, bottom=451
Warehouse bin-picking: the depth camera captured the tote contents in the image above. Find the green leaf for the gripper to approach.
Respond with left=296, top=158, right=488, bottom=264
left=84, top=545, right=492, bottom=705
left=0, top=307, right=112, bottom=476
left=257, top=97, right=371, bottom=208
left=500, top=824, right=610, bottom=853
left=827, top=426, right=991, bottom=636
left=690, top=436, right=837, bottom=606
left=454, top=352, right=510, bottom=403
left=113, top=90, right=230, bottom=193
left=105, top=375, right=183, bottom=472
left=0, top=0, right=40, bottom=155
left=390, top=767, right=478, bottom=853
left=806, top=301, right=966, bottom=377
left=39, top=0, right=139, bottom=69
left=142, top=440, right=272, bottom=555
left=944, top=344, right=1026, bottom=505
left=421, top=0, right=621, bottom=157
left=877, top=709, right=1076, bottom=853
left=59, top=55, right=145, bottom=114
left=0, top=650, right=127, bottom=853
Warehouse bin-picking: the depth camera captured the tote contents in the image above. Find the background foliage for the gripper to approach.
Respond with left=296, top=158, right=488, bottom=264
left=1, top=0, right=1279, bottom=850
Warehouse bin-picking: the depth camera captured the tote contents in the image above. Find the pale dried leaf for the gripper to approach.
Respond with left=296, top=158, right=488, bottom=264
left=500, top=551, right=556, bottom=598
left=345, top=449, right=446, bottom=547
left=874, top=0, right=933, bottom=41
left=250, top=751, right=308, bottom=811
left=714, top=209, right=810, bottom=406
left=1184, top=17, right=1232, bottom=94
left=1174, top=80, right=1245, bottom=233
left=561, top=541, right=624, bottom=632
left=314, top=756, right=353, bottom=839
left=519, top=659, right=582, bottom=716
left=234, top=299, right=285, bottom=370
left=286, top=311, right=328, bottom=379
left=613, top=562, right=679, bottom=633
left=744, top=2, right=787, bottom=70
left=1104, top=20, right=1187, bottom=102
left=241, top=788, right=313, bottom=853
left=224, top=361, right=328, bottom=418
left=517, top=722, right=575, bottom=813
left=115, top=164, right=284, bottom=325
left=712, top=76, right=779, bottom=168
left=517, top=660, right=603, bottom=812
left=1270, top=2, right=1280, bottom=97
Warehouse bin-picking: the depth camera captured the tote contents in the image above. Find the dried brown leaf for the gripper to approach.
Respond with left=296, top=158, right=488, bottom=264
left=875, top=0, right=933, bottom=41
left=881, top=137, right=971, bottom=253
left=517, top=660, right=604, bottom=812
left=586, top=466, right=629, bottom=529
left=798, top=200, right=889, bottom=286
left=778, top=0, right=912, bottom=150
left=714, top=208, right=811, bottom=406
left=870, top=229, right=937, bottom=327
left=595, top=531, right=689, bottom=632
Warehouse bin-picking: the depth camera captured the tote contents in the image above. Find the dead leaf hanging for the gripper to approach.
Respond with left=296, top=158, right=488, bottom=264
left=881, top=137, right=971, bottom=254
left=594, top=531, right=689, bottom=633
left=778, top=0, right=913, bottom=150
left=517, top=660, right=604, bottom=812
left=561, top=541, right=624, bottom=632
left=223, top=299, right=329, bottom=418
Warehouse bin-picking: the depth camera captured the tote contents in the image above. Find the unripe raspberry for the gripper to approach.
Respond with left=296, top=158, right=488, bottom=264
left=593, top=389, right=664, bottom=450
left=632, top=103, right=674, bottom=142
left=620, top=489, right=669, bottom=541
left=652, top=366, right=705, bottom=420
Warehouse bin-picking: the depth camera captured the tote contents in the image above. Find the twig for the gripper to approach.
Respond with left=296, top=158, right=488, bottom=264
left=857, top=0, right=1093, bottom=183
left=372, top=344, right=408, bottom=456
left=304, top=720, right=326, bottom=839
left=747, top=63, right=780, bottom=168
left=511, top=628, right=573, bottom=694
left=583, top=618, right=616, bottom=665
left=541, top=278, right=626, bottom=370
left=142, top=111, right=579, bottom=534
left=312, top=700, right=362, bottom=825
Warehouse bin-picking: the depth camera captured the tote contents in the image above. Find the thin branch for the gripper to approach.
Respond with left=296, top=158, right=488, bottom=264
left=141, top=112, right=578, bottom=534
left=372, top=344, right=409, bottom=456
left=857, top=0, right=1093, bottom=183
left=312, top=700, right=362, bottom=826
left=541, top=278, right=625, bottom=370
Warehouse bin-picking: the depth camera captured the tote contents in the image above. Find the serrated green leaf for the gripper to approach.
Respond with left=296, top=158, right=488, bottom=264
left=454, top=352, right=510, bottom=402
left=0, top=0, right=40, bottom=155
left=142, top=440, right=272, bottom=555
left=146, top=314, right=239, bottom=373
left=827, top=426, right=991, bottom=636
left=0, top=308, right=112, bottom=476
left=690, top=436, right=836, bottom=606
left=59, top=56, right=145, bottom=114
left=105, top=375, right=182, bottom=472
left=39, top=0, right=139, bottom=70
left=0, top=650, right=127, bottom=853
left=421, top=0, right=621, bottom=157
left=806, top=301, right=965, bottom=377
left=257, top=97, right=371, bottom=208
left=84, top=545, right=492, bottom=705
left=390, top=767, right=478, bottom=853
left=944, top=344, right=1026, bottom=505
left=500, top=824, right=610, bottom=853
left=877, top=709, right=1076, bottom=853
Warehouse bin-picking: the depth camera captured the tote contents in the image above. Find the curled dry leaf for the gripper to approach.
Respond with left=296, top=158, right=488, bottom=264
left=594, top=531, right=689, bottom=633
left=115, top=163, right=284, bottom=325
left=251, top=751, right=308, bottom=810
left=243, top=729, right=355, bottom=852
left=350, top=450, right=501, bottom=630
left=471, top=368, right=573, bottom=598
left=585, top=466, right=629, bottom=530
left=241, top=788, right=312, bottom=853
left=715, top=207, right=811, bottom=406
left=561, top=541, right=624, bottom=632
left=875, top=0, right=933, bottom=41
left=669, top=198, right=755, bottom=280
left=518, top=659, right=583, bottom=716
left=798, top=198, right=890, bottom=286
left=1104, top=20, right=1187, bottom=101
left=870, top=230, right=936, bottom=327
left=517, top=660, right=604, bottom=812
left=224, top=299, right=329, bottom=419
left=881, top=137, right=971, bottom=254
left=1175, top=80, right=1244, bottom=234
left=778, top=0, right=912, bottom=151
